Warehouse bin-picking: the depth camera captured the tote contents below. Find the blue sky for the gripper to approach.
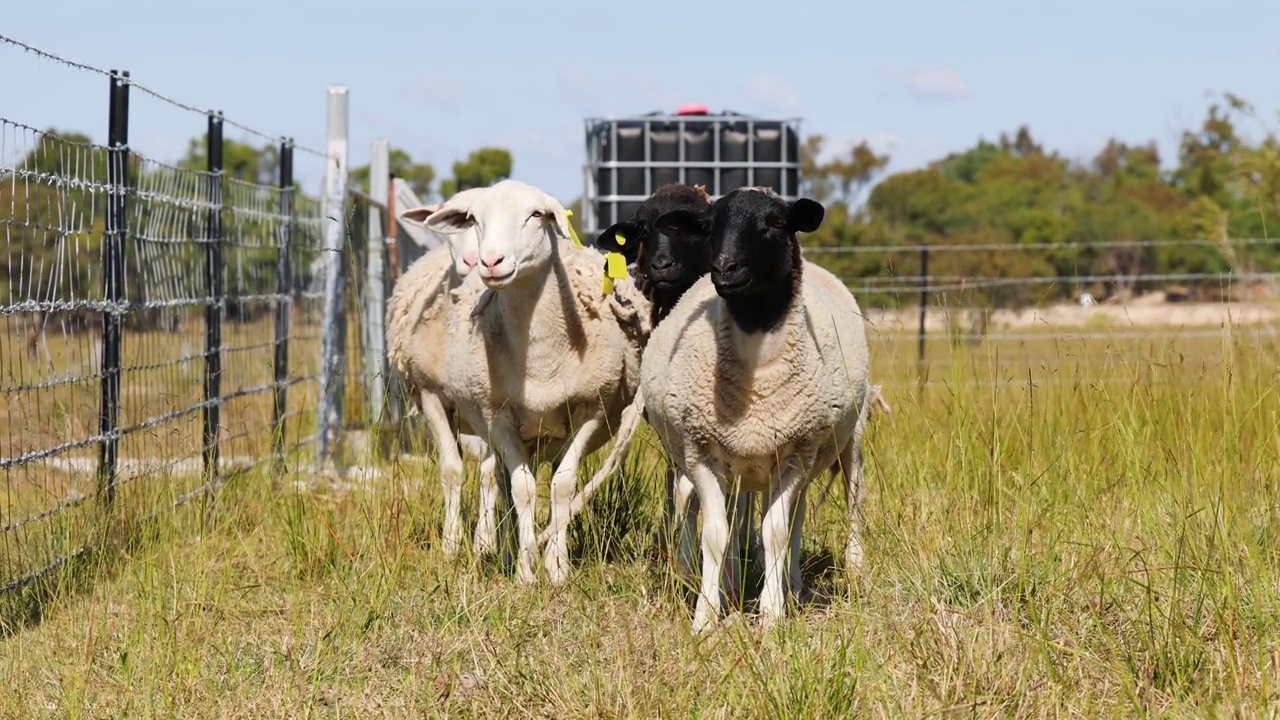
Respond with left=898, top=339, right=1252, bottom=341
left=3, top=0, right=1278, bottom=205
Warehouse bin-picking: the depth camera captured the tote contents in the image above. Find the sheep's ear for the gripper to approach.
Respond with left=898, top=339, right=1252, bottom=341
left=399, top=204, right=441, bottom=226
left=654, top=209, right=708, bottom=239
left=423, top=207, right=475, bottom=234
left=594, top=222, right=642, bottom=263
left=787, top=198, right=825, bottom=234
left=542, top=202, right=583, bottom=248
left=423, top=186, right=487, bottom=234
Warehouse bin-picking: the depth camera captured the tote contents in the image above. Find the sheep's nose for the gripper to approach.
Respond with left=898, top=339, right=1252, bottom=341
left=480, top=254, right=505, bottom=270
left=712, top=257, right=739, bottom=275
left=651, top=255, right=674, bottom=271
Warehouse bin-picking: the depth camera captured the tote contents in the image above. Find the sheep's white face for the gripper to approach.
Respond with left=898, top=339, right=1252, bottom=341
left=422, top=179, right=574, bottom=290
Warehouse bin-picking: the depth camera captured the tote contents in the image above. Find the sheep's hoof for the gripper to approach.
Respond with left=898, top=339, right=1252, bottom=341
left=544, top=548, right=570, bottom=585
left=845, top=538, right=865, bottom=571
left=473, top=526, right=498, bottom=555
left=691, top=604, right=719, bottom=635
left=515, top=554, right=538, bottom=585
left=440, top=536, right=461, bottom=558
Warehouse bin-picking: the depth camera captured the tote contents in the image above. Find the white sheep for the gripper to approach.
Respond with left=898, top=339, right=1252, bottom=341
left=423, top=179, right=650, bottom=584
left=540, top=187, right=873, bottom=632
left=388, top=189, right=501, bottom=556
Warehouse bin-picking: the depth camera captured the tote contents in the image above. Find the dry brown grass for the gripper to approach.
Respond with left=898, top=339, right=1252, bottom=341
left=2, top=316, right=1280, bottom=717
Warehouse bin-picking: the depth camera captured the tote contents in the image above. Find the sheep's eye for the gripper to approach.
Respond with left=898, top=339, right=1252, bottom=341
left=530, top=210, right=544, bottom=219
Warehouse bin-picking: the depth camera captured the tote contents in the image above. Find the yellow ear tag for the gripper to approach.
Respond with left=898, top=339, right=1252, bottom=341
left=601, top=233, right=629, bottom=294
left=562, top=209, right=584, bottom=249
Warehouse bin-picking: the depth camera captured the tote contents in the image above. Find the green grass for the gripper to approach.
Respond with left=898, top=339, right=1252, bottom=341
left=2, top=320, right=1280, bottom=717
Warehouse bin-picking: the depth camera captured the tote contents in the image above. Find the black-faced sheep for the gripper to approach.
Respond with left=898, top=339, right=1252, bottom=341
left=546, top=187, right=874, bottom=632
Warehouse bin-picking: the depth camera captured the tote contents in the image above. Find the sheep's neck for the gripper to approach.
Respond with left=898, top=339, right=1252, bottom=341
left=722, top=288, right=803, bottom=367
left=490, top=261, right=561, bottom=341
left=649, top=285, right=690, bottom=328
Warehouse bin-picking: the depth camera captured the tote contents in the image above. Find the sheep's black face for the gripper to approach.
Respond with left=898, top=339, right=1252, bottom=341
left=656, top=189, right=825, bottom=332
left=673, top=189, right=822, bottom=298
left=595, top=188, right=713, bottom=295
left=640, top=216, right=712, bottom=291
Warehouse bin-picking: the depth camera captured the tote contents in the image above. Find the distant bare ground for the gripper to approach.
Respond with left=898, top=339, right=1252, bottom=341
left=866, top=299, right=1280, bottom=334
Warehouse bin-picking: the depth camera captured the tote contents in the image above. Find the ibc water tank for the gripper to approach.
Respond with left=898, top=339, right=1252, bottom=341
left=585, top=110, right=801, bottom=235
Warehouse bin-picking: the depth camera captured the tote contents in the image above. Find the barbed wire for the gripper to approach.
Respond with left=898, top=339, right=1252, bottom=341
left=805, top=236, right=1280, bottom=255
left=0, top=32, right=331, bottom=160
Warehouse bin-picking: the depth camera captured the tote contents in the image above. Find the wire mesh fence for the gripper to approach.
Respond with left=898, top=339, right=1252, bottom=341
left=0, top=46, right=342, bottom=615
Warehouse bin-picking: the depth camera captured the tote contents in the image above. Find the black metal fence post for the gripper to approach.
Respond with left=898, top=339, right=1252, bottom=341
left=271, top=138, right=294, bottom=477
left=203, top=111, right=224, bottom=488
left=98, top=69, right=130, bottom=505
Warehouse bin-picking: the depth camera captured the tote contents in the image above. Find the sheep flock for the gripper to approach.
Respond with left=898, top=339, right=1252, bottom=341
left=387, top=178, right=888, bottom=633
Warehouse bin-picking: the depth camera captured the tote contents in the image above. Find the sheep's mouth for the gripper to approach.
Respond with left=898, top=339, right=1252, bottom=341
left=712, top=274, right=751, bottom=295
left=481, top=269, right=516, bottom=286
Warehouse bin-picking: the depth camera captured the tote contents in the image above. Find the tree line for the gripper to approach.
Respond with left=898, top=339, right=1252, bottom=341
left=3, top=91, right=1278, bottom=318
left=802, top=92, right=1280, bottom=308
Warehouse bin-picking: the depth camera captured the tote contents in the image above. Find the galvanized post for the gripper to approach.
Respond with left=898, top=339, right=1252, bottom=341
left=364, top=138, right=389, bottom=425
left=98, top=69, right=130, bottom=505
left=316, top=85, right=350, bottom=471
left=203, top=111, right=224, bottom=488
left=384, top=174, right=404, bottom=426
left=272, top=138, right=294, bottom=476
left=917, top=245, right=930, bottom=371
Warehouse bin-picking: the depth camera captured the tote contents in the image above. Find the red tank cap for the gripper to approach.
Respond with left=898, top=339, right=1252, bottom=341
left=675, top=102, right=709, bottom=115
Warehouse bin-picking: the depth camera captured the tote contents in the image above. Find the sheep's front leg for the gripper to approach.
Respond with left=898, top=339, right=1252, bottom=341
left=760, top=458, right=809, bottom=627
left=687, top=454, right=729, bottom=634
left=787, top=483, right=809, bottom=601
left=487, top=419, right=539, bottom=584
left=473, top=449, right=500, bottom=555
left=669, top=467, right=700, bottom=580
left=545, top=414, right=606, bottom=584
left=421, top=391, right=465, bottom=557
left=720, top=489, right=754, bottom=608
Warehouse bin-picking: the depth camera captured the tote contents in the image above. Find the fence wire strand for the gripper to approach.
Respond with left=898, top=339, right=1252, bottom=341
left=0, top=32, right=330, bottom=161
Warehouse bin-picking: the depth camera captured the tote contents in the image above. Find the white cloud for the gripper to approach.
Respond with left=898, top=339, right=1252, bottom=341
left=403, top=76, right=465, bottom=106
left=743, top=75, right=804, bottom=114
left=876, top=67, right=972, bottom=103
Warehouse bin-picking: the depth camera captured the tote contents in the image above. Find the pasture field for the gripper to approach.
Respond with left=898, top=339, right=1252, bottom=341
left=2, top=314, right=1280, bottom=717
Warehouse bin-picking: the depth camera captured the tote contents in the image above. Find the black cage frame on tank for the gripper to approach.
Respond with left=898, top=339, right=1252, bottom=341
left=580, top=109, right=803, bottom=237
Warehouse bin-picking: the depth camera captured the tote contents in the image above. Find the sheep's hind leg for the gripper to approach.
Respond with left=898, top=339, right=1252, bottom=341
left=841, top=434, right=866, bottom=573
left=545, top=414, right=606, bottom=585
left=461, top=434, right=500, bottom=555
left=421, top=392, right=465, bottom=557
